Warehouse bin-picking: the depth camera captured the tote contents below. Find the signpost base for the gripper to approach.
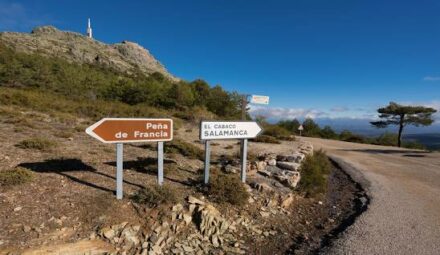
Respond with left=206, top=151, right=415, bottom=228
left=116, top=143, right=123, bottom=199
left=204, top=140, right=211, bottom=184
left=157, top=141, right=164, bottom=185
left=240, top=139, right=248, bottom=183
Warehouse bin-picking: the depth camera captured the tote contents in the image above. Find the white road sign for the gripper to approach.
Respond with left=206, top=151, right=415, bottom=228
left=200, top=121, right=262, bottom=140
left=250, top=95, right=269, bottom=105
left=298, top=125, right=304, bottom=131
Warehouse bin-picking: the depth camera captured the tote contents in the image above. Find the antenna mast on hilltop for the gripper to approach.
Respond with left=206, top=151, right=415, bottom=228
left=87, top=18, right=93, bottom=38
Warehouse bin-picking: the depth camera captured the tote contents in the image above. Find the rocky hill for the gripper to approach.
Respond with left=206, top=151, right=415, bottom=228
left=0, top=26, right=178, bottom=81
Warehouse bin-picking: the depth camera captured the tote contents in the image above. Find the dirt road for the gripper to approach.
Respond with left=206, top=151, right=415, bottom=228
left=301, top=137, right=440, bottom=255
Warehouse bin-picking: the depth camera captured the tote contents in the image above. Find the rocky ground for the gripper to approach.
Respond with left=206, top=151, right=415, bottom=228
left=0, top=106, right=366, bottom=254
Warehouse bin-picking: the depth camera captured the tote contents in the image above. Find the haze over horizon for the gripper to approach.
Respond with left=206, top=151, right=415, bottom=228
left=0, top=0, right=439, bottom=132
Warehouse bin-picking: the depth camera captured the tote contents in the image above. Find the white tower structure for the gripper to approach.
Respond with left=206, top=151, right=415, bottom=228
left=87, top=18, right=93, bottom=38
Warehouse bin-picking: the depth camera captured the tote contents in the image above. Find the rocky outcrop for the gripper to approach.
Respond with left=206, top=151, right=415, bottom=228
left=0, top=26, right=178, bottom=81
left=248, top=141, right=314, bottom=193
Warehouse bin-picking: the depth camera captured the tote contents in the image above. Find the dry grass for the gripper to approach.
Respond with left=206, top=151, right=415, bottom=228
left=54, top=129, right=74, bottom=138
left=251, top=135, right=280, bottom=144
left=165, top=139, right=204, bottom=160
left=16, top=137, right=57, bottom=151
left=0, top=167, right=33, bottom=186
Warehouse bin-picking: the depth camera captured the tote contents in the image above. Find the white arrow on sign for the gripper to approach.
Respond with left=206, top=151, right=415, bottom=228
left=200, top=121, right=262, bottom=140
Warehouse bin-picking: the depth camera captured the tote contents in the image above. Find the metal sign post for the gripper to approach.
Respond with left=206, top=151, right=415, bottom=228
left=240, top=95, right=248, bottom=183
left=240, top=139, right=248, bottom=183
left=204, top=140, right=211, bottom=184
left=157, top=142, right=164, bottom=185
left=86, top=118, right=173, bottom=199
left=116, top=143, right=123, bottom=199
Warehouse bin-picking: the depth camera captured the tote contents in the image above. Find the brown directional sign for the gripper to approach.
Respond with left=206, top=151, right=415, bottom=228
left=86, top=118, right=173, bottom=143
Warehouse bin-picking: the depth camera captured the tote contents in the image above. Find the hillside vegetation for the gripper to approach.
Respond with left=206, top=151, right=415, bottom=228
left=0, top=42, right=241, bottom=120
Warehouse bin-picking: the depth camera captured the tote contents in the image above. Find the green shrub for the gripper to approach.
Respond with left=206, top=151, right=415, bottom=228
left=251, top=135, right=280, bottom=144
left=262, top=125, right=291, bottom=138
left=373, top=132, right=397, bottom=146
left=339, top=130, right=366, bottom=143
left=131, top=185, right=177, bottom=207
left=173, top=106, right=216, bottom=123
left=276, top=119, right=301, bottom=134
left=0, top=167, right=33, bottom=186
left=302, top=118, right=321, bottom=137
left=16, top=137, right=56, bottom=151
left=320, top=126, right=338, bottom=139
left=278, top=135, right=296, bottom=141
left=298, top=150, right=332, bottom=197
left=207, top=171, right=249, bottom=205
left=165, top=139, right=204, bottom=160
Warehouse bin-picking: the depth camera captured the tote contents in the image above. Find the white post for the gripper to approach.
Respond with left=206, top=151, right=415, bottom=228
left=157, top=142, right=164, bottom=185
left=204, top=140, right=211, bottom=184
left=116, top=143, right=123, bottom=199
left=241, top=139, right=248, bottom=183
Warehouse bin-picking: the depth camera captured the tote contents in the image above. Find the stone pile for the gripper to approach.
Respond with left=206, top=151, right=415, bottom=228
left=98, top=222, right=141, bottom=253
left=97, top=196, right=250, bottom=254
left=248, top=142, right=314, bottom=190
left=166, top=196, right=248, bottom=254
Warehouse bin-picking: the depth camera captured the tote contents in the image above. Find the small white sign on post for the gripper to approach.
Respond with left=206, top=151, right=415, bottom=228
left=298, top=125, right=304, bottom=136
left=250, top=95, right=269, bottom=105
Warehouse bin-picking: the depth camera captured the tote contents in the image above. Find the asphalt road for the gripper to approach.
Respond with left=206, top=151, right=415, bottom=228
left=301, top=137, right=440, bottom=255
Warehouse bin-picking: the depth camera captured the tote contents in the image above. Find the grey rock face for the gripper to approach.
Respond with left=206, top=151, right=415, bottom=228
left=0, top=26, right=178, bottom=81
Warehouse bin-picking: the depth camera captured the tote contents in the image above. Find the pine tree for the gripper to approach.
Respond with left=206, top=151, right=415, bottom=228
left=370, top=102, right=437, bottom=147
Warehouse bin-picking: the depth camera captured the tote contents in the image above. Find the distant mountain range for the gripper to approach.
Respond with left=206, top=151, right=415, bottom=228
left=314, top=118, right=440, bottom=136
left=403, top=133, right=440, bottom=150
left=314, top=118, right=440, bottom=150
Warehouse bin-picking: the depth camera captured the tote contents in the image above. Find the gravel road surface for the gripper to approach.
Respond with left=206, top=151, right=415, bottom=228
left=302, top=137, right=440, bottom=255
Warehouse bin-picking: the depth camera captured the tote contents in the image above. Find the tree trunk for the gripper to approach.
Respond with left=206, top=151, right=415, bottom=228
left=397, top=114, right=404, bottom=147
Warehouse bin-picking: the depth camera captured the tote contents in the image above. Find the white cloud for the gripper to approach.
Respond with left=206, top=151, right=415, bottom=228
left=330, top=106, right=349, bottom=112
left=249, top=105, right=328, bottom=120
left=423, top=76, right=440, bottom=81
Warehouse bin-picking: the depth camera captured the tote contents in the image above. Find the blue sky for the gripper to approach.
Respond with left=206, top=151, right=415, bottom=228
left=0, top=0, right=439, bottom=128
